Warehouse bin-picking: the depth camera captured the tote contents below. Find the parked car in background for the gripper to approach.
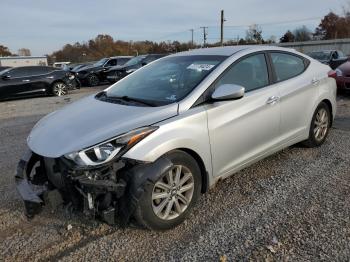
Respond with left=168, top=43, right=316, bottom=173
left=68, top=62, right=94, bottom=72
left=0, top=66, right=11, bottom=72
left=53, top=62, right=71, bottom=68
left=307, top=50, right=348, bottom=69
left=0, top=66, right=78, bottom=100
left=105, top=54, right=167, bottom=83
left=334, top=60, right=350, bottom=92
left=74, top=56, right=133, bottom=86
left=17, top=46, right=336, bottom=230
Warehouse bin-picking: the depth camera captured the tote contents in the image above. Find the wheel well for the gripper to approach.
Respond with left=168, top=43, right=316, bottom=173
left=176, top=148, right=209, bottom=194
left=321, top=99, right=333, bottom=127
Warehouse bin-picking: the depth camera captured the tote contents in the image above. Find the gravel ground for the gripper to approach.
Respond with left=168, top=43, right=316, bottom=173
left=0, top=88, right=349, bottom=261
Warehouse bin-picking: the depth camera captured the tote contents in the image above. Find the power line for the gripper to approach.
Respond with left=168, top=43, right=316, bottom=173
left=209, top=16, right=322, bottom=29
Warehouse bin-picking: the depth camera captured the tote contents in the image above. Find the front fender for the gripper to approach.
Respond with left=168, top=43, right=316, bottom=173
left=124, top=107, right=213, bottom=185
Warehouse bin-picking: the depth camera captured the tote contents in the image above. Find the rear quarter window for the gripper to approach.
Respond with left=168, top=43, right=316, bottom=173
left=270, top=52, right=307, bottom=82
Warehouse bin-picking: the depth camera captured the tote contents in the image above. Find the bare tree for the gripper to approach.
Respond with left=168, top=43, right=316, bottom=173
left=245, top=24, right=263, bottom=44
left=0, top=45, right=12, bottom=56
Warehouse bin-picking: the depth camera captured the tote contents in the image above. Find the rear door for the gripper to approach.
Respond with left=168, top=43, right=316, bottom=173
left=269, top=52, right=316, bottom=142
left=206, top=53, right=281, bottom=177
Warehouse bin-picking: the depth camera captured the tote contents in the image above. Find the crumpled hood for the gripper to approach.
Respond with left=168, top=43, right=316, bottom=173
left=28, top=95, right=178, bottom=158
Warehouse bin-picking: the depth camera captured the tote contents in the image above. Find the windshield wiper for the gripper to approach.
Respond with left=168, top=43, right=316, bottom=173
left=96, top=92, right=157, bottom=107
left=117, top=96, right=157, bottom=107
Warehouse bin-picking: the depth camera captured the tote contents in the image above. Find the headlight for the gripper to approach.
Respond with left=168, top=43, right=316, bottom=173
left=335, top=69, right=343, bottom=77
left=65, top=126, right=158, bottom=166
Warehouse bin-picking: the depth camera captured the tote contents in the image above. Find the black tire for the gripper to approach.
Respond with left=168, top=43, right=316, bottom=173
left=87, top=74, right=99, bottom=86
left=134, top=150, right=202, bottom=230
left=302, top=102, right=331, bottom=147
left=51, top=81, right=67, bottom=97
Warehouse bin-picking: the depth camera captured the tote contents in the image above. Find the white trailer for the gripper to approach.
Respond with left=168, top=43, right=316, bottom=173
left=0, top=56, right=48, bottom=67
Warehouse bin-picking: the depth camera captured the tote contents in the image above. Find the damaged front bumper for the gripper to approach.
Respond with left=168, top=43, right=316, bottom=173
left=15, top=148, right=172, bottom=225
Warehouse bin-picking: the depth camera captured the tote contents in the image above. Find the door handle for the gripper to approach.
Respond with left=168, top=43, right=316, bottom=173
left=311, top=78, right=320, bottom=86
left=266, top=96, right=280, bottom=105
left=22, top=79, right=30, bottom=82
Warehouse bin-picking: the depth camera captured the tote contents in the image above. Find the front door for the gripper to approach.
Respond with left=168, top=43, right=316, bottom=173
left=206, top=53, right=280, bottom=177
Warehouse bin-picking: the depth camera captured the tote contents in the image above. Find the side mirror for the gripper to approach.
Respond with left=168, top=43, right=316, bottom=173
left=211, top=84, right=245, bottom=101
left=1, top=75, right=10, bottom=80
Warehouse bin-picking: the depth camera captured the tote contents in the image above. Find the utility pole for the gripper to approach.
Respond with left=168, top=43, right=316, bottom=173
left=220, top=10, right=226, bottom=46
left=200, top=26, right=208, bottom=47
left=189, top=29, right=194, bottom=48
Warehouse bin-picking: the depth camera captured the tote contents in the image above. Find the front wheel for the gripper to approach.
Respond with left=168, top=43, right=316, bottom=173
left=51, top=82, right=67, bottom=97
left=302, top=102, right=331, bottom=147
left=87, top=74, right=99, bottom=86
left=134, top=151, right=202, bottom=230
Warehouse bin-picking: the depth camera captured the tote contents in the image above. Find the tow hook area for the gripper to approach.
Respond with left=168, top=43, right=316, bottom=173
left=15, top=148, right=173, bottom=226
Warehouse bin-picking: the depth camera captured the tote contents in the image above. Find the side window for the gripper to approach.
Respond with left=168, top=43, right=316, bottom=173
left=27, top=67, right=49, bottom=75
left=144, top=55, right=157, bottom=64
left=9, top=68, right=29, bottom=78
left=215, top=53, right=269, bottom=92
left=106, top=59, right=117, bottom=66
left=270, top=52, right=306, bottom=82
left=117, top=58, right=129, bottom=65
left=37, top=67, right=52, bottom=74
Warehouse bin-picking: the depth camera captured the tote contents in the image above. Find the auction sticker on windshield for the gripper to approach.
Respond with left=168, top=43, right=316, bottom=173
left=187, top=63, right=215, bottom=71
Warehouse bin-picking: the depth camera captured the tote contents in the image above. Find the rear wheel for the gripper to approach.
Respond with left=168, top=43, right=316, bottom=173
left=134, top=151, right=202, bottom=230
left=52, top=82, right=67, bottom=97
left=87, top=74, right=99, bottom=86
left=302, top=102, right=331, bottom=147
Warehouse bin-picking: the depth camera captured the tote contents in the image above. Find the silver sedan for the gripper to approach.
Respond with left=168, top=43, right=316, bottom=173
left=17, top=46, right=337, bottom=230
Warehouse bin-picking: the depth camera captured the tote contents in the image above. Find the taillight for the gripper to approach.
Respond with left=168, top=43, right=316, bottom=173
left=328, top=70, right=337, bottom=79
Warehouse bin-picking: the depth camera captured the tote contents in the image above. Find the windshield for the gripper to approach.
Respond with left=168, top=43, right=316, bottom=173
left=94, top=58, right=108, bottom=67
left=105, top=55, right=227, bottom=106
left=123, top=55, right=147, bottom=67
left=308, top=51, right=331, bottom=61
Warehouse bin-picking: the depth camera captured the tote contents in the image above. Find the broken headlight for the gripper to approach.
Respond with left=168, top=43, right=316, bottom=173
left=65, top=126, right=157, bottom=166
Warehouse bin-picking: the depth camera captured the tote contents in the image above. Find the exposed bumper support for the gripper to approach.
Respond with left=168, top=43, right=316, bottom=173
left=15, top=149, right=173, bottom=226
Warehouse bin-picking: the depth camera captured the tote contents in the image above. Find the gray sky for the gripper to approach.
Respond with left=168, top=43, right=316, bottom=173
left=0, top=0, right=347, bottom=56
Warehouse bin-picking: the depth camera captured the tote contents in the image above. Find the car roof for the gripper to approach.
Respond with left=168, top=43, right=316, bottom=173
left=170, top=45, right=297, bottom=57
left=109, top=56, right=133, bottom=59
left=309, top=50, right=337, bottom=53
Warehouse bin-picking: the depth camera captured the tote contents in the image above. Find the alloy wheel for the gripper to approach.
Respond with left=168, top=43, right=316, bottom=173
left=313, top=108, right=329, bottom=141
left=152, top=165, right=194, bottom=220
left=53, top=83, right=67, bottom=96
left=88, top=75, right=99, bottom=86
